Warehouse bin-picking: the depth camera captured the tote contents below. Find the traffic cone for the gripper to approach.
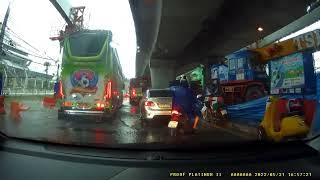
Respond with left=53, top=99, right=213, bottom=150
left=10, top=101, right=20, bottom=120
left=11, top=101, right=29, bottom=112
left=10, top=101, right=30, bottom=121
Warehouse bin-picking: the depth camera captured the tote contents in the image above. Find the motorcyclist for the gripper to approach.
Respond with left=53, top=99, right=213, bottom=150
left=169, top=76, right=200, bottom=133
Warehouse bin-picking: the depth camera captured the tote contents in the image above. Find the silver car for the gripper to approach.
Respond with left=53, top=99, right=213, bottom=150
left=140, top=89, right=173, bottom=119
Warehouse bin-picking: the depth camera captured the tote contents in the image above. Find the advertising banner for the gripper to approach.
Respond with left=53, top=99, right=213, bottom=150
left=270, top=52, right=305, bottom=94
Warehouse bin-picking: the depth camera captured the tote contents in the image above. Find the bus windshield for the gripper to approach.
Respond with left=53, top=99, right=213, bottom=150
left=69, top=32, right=108, bottom=57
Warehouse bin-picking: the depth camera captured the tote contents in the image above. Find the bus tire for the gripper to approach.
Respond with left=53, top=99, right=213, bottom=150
left=245, top=86, right=265, bottom=101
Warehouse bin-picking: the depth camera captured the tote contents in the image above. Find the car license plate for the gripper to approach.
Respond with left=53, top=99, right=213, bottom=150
left=77, top=103, right=90, bottom=109
left=159, top=104, right=170, bottom=108
left=221, top=109, right=227, bottom=115
left=168, top=121, right=178, bottom=128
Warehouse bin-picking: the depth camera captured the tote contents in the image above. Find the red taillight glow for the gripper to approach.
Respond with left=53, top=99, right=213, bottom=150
left=63, top=101, right=72, bottom=107
left=96, top=102, right=105, bottom=110
left=172, top=110, right=180, bottom=115
left=144, top=101, right=154, bottom=107
left=59, top=80, right=64, bottom=98
left=132, top=88, right=136, bottom=97
left=105, top=80, right=112, bottom=99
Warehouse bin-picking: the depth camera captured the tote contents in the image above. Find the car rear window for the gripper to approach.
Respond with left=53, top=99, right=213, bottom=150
left=149, top=90, right=173, bottom=97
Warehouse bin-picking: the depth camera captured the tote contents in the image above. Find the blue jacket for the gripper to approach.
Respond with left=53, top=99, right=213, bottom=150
left=170, top=85, right=196, bottom=114
left=54, top=82, right=59, bottom=95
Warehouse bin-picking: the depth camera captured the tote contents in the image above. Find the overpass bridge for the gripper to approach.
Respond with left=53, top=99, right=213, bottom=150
left=129, top=0, right=319, bottom=88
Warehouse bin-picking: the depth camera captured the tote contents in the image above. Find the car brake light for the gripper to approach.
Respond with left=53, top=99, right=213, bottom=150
left=63, top=101, right=72, bottom=107
left=96, top=102, right=105, bottom=110
left=144, top=101, right=155, bottom=107
left=172, top=110, right=181, bottom=115
left=132, top=88, right=136, bottom=97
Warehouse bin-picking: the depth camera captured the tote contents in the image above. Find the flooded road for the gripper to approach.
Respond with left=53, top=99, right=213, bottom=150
left=0, top=96, right=254, bottom=147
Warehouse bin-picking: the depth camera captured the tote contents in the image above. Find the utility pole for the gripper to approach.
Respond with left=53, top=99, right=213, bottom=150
left=56, top=63, right=60, bottom=81
left=44, top=62, right=51, bottom=95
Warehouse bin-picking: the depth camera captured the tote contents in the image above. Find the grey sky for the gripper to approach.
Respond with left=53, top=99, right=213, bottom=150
left=1, top=0, right=136, bottom=78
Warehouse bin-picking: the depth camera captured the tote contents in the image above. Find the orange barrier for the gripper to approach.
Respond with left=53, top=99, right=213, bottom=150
left=42, top=96, right=57, bottom=108
left=0, top=95, right=5, bottom=114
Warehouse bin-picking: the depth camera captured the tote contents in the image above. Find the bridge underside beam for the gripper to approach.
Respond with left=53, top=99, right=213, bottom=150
left=243, top=6, right=320, bottom=50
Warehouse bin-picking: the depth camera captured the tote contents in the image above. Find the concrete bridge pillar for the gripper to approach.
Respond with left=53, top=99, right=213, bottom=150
left=149, top=59, right=176, bottom=89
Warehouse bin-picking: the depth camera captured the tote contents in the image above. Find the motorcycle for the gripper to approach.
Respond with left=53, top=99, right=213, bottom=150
left=168, top=108, right=193, bottom=136
left=201, top=95, right=228, bottom=125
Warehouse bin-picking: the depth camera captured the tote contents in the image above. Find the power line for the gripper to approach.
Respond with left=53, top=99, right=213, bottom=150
left=6, top=27, right=42, bottom=53
left=5, top=31, right=58, bottom=63
left=5, top=41, right=57, bottom=63
left=5, top=27, right=57, bottom=62
left=28, top=53, right=59, bottom=62
left=4, top=49, right=57, bottom=67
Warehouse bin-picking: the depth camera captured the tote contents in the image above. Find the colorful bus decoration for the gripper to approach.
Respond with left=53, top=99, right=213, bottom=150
left=58, top=30, right=124, bottom=118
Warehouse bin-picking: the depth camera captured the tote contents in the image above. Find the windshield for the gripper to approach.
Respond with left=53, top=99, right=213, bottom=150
left=69, top=32, right=108, bottom=57
left=149, top=90, right=172, bottom=97
left=0, top=0, right=319, bottom=150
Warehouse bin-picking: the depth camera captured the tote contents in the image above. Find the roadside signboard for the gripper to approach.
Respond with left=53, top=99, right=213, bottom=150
left=253, top=29, right=320, bottom=63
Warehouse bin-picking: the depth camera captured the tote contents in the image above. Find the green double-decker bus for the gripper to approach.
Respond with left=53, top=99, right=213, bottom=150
left=58, top=30, right=124, bottom=118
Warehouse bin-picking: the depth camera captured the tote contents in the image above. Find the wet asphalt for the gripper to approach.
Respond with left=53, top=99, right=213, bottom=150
left=0, top=96, right=255, bottom=147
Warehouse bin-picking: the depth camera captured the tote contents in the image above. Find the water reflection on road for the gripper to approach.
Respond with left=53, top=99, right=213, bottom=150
left=0, top=96, right=251, bottom=147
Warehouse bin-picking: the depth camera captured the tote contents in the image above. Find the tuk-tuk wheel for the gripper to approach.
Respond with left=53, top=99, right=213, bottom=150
left=257, top=126, right=267, bottom=141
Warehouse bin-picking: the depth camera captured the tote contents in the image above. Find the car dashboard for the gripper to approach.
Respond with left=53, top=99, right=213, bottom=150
left=1, top=134, right=320, bottom=179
